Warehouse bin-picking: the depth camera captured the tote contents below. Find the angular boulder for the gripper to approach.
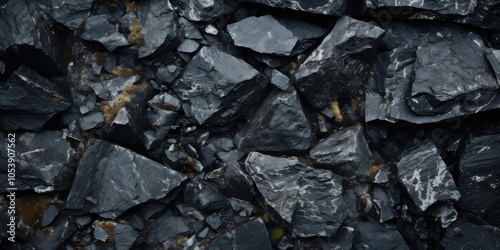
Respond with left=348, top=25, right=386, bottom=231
left=243, top=0, right=346, bottom=16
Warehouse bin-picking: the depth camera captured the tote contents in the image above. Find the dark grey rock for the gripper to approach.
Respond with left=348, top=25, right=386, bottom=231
left=354, top=221, right=408, bottom=250
left=51, top=0, right=93, bottom=30
left=486, top=48, right=500, bottom=82
left=119, top=12, right=137, bottom=33
left=41, top=205, right=60, bottom=227
left=178, top=17, right=203, bottom=40
left=270, top=70, right=290, bottom=90
left=456, top=134, right=500, bottom=218
left=65, top=139, right=187, bottom=219
left=157, top=64, right=183, bottom=83
left=292, top=227, right=356, bottom=250
left=0, top=0, right=68, bottom=76
left=0, top=65, right=71, bottom=131
left=170, top=0, right=236, bottom=22
left=208, top=218, right=272, bottom=250
left=0, top=130, right=79, bottom=192
left=89, top=75, right=141, bottom=100
left=136, top=0, right=183, bottom=59
left=396, top=141, right=460, bottom=211
left=114, top=223, right=139, bottom=250
left=425, top=204, right=457, bottom=228
left=440, top=221, right=500, bottom=249
left=183, top=179, right=228, bottom=212
left=145, top=210, right=190, bottom=247
left=372, top=187, right=397, bottom=223
left=234, top=90, right=312, bottom=153
left=80, top=14, right=129, bottom=51
left=79, top=111, right=104, bottom=130
left=227, top=15, right=326, bottom=56
left=177, top=39, right=199, bottom=53
left=94, top=225, right=108, bottom=242
left=172, top=45, right=268, bottom=125
left=243, top=0, right=346, bottom=16
left=34, top=215, right=77, bottom=250
left=206, top=162, right=256, bottom=201
left=309, top=125, right=371, bottom=177
left=206, top=214, right=222, bottom=230
left=292, top=167, right=347, bottom=237
left=294, top=16, right=385, bottom=109
left=363, top=0, right=476, bottom=15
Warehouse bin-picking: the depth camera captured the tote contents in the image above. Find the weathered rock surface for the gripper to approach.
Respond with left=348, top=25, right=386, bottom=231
left=170, top=0, right=236, bottom=22
left=354, top=221, right=409, bottom=250
left=243, top=0, right=346, bottom=16
left=80, top=14, right=129, bottom=51
left=440, top=221, right=500, bottom=249
left=51, top=0, right=93, bottom=30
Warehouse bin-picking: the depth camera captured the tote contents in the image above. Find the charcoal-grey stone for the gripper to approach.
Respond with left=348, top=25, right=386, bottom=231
left=80, top=14, right=129, bottom=51
left=51, top=0, right=93, bottom=30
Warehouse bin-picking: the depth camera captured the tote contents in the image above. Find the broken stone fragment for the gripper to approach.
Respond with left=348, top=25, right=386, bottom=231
left=234, top=90, right=312, bottom=153
left=309, top=125, right=371, bottom=177
left=170, top=0, right=236, bottom=22
left=172, top=44, right=268, bottom=125
left=363, top=0, right=476, bottom=16
left=440, top=221, right=500, bottom=249
left=396, top=141, right=460, bottom=211
left=0, top=65, right=71, bottom=131
left=294, top=16, right=385, bottom=109
left=206, top=162, right=256, bottom=201
left=354, top=221, right=408, bottom=250
left=145, top=210, right=190, bottom=247
left=66, top=139, right=187, bottom=219
left=208, top=218, right=272, bottom=250
left=80, top=14, right=129, bottom=51
left=242, top=0, right=346, bottom=16
left=51, top=0, right=93, bottom=30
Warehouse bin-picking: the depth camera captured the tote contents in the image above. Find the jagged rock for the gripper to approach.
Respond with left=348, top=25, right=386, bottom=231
left=156, top=64, right=183, bottom=83
left=170, top=0, right=236, bottom=22
left=0, top=131, right=79, bottom=192
left=309, top=125, right=371, bottom=177
left=177, top=39, right=199, bottom=53
left=41, top=205, right=60, bottom=227
left=145, top=210, right=190, bottom=247
left=33, top=215, right=77, bottom=250
left=206, top=162, right=256, bottom=201
left=80, top=14, right=129, bottom=51
left=363, top=0, right=476, bottom=16
left=425, top=204, right=457, bottom=228
left=172, top=44, right=268, bottom=125
left=354, top=221, right=408, bottom=250
left=51, top=0, right=93, bottom=30
left=114, top=223, right=139, bottom=250
left=456, top=134, right=500, bottom=219
left=184, top=179, right=228, bottom=212
left=65, top=139, right=187, bottom=219
left=294, top=16, right=385, bottom=109
left=372, top=187, right=397, bottom=222
left=243, top=0, right=346, bottom=16
left=292, top=227, right=356, bottom=250
left=440, top=221, right=500, bottom=249
left=0, top=65, right=71, bottom=131
left=396, top=141, right=460, bottom=211
left=89, top=75, right=141, bottom=99
left=270, top=70, right=290, bottom=90
left=0, top=0, right=68, bottom=76
left=79, top=111, right=104, bottom=130
left=234, top=90, right=312, bottom=153
left=136, top=0, right=183, bottom=59
left=227, top=15, right=326, bottom=56
left=208, top=218, right=272, bottom=250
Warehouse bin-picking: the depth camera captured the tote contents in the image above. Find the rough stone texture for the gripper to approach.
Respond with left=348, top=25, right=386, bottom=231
left=396, top=141, right=460, bottom=211
left=66, top=139, right=187, bottom=219
left=456, top=134, right=500, bottom=218
left=136, top=0, right=183, bottom=59
left=294, top=16, right=385, bottom=109
left=208, top=218, right=272, bottom=250
left=309, top=125, right=371, bottom=177
left=170, top=0, right=236, bottom=22
left=206, top=162, right=256, bottom=201
left=80, top=14, right=129, bottom=51
left=440, top=221, right=500, bottom=249
left=0, top=0, right=68, bottom=77
left=363, top=0, right=476, bottom=15
left=227, top=15, right=326, bottom=56
left=354, top=221, right=409, bottom=250
left=0, top=65, right=71, bottom=131
left=234, top=90, right=312, bottom=153
left=145, top=210, right=190, bottom=247
left=51, top=0, right=93, bottom=30
left=172, top=44, right=268, bottom=125
left=243, top=0, right=346, bottom=16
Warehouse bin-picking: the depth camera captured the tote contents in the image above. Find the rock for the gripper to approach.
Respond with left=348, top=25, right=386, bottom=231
left=156, top=64, right=183, bottom=83
left=177, top=39, right=199, bottom=53
left=206, top=162, right=256, bottom=201
left=79, top=111, right=104, bottom=130
left=354, top=221, right=409, bottom=250
left=114, top=223, right=139, bottom=250
left=0, top=65, right=71, bottom=131
left=372, top=187, right=397, bottom=223
left=33, top=215, right=77, bottom=250
left=0, top=131, right=79, bottom=192
left=136, top=0, right=183, bottom=59
left=205, top=25, right=218, bottom=35
left=363, top=0, right=476, bottom=16
left=170, top=0, right=236, bottom=22
left=89, top=75, right=141, bottom=100
left=0, top=0, right=68, bottom=77
left=309, top=125, right=371, bottom=177
left=65, top=139, right=187, bottom=219
left=293, top=16, right=385, bottom=109
left=41, top=205, right=60, bottom=227
left=425, top=204, right=457, bottom=228
left=292, top=227, right=356, bottom=250
left=486, top=48, right=500, bottom=82
left=145, top=210, right=190, bottom=247
left=270, top=70, right=290, bottom=90
left=80, top=14, right=129, bottom=51
left=172, top=44, right=268, bottom=125
left=51, top=0, right=93, bottom=30
left=234, top=90, right=312, bottom=153
left=440, top=221, right=500, bottom=249
left=243, top=0, right=346, bottom=16
left=456, top=134, right=500, bottom=219
left=208, top=218, right=272, bottom=250
left=292, top=167, right=347, bottom=237
left=396, top=141, right=460, bottom=211
left=206, top=214, right=222, bottom=230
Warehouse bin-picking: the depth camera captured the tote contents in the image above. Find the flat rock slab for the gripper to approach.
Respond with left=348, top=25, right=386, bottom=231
left=172, top=45, right=268, bottom=125
left=396, top=141, right=460, bottom=211
left=294, top=16, right=385, bottom=109
left=0, top=65, right=71, bottom=131
left=440, top=221, right=500, bottom=249
left=457, top=134, right=500, bottom=217
left=243, top=0, right=346, bottom=16
left=66, top=139, right=187, bottom=219
left=234, top=90, right=312, bottom=153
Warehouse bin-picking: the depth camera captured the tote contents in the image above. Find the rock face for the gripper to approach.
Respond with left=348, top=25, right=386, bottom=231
left=234, top=90, right=312, bottom=153
left=66, top=139, right=187, bottom=219
left=0, top=65, right=71, bottom=131
left=172, top=45, right=268, bottom=125
left=80, top=15, right=129, bottom=51
left=440, top=221, right=500, bottom=249
left=243, top=0, right=346, bottom=16
left=51, top=0, right=93, bottom=30
left=294, top=16, right=385, bottom=109
left=0, top=0, right=68, bottom=77
left=456, top=134, right=500, bottom=218
left=396, top=141, right=460, bottom=211
left=170, top=0, right=236, bottom=22
left=309, top=125, right=371, bottom=177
